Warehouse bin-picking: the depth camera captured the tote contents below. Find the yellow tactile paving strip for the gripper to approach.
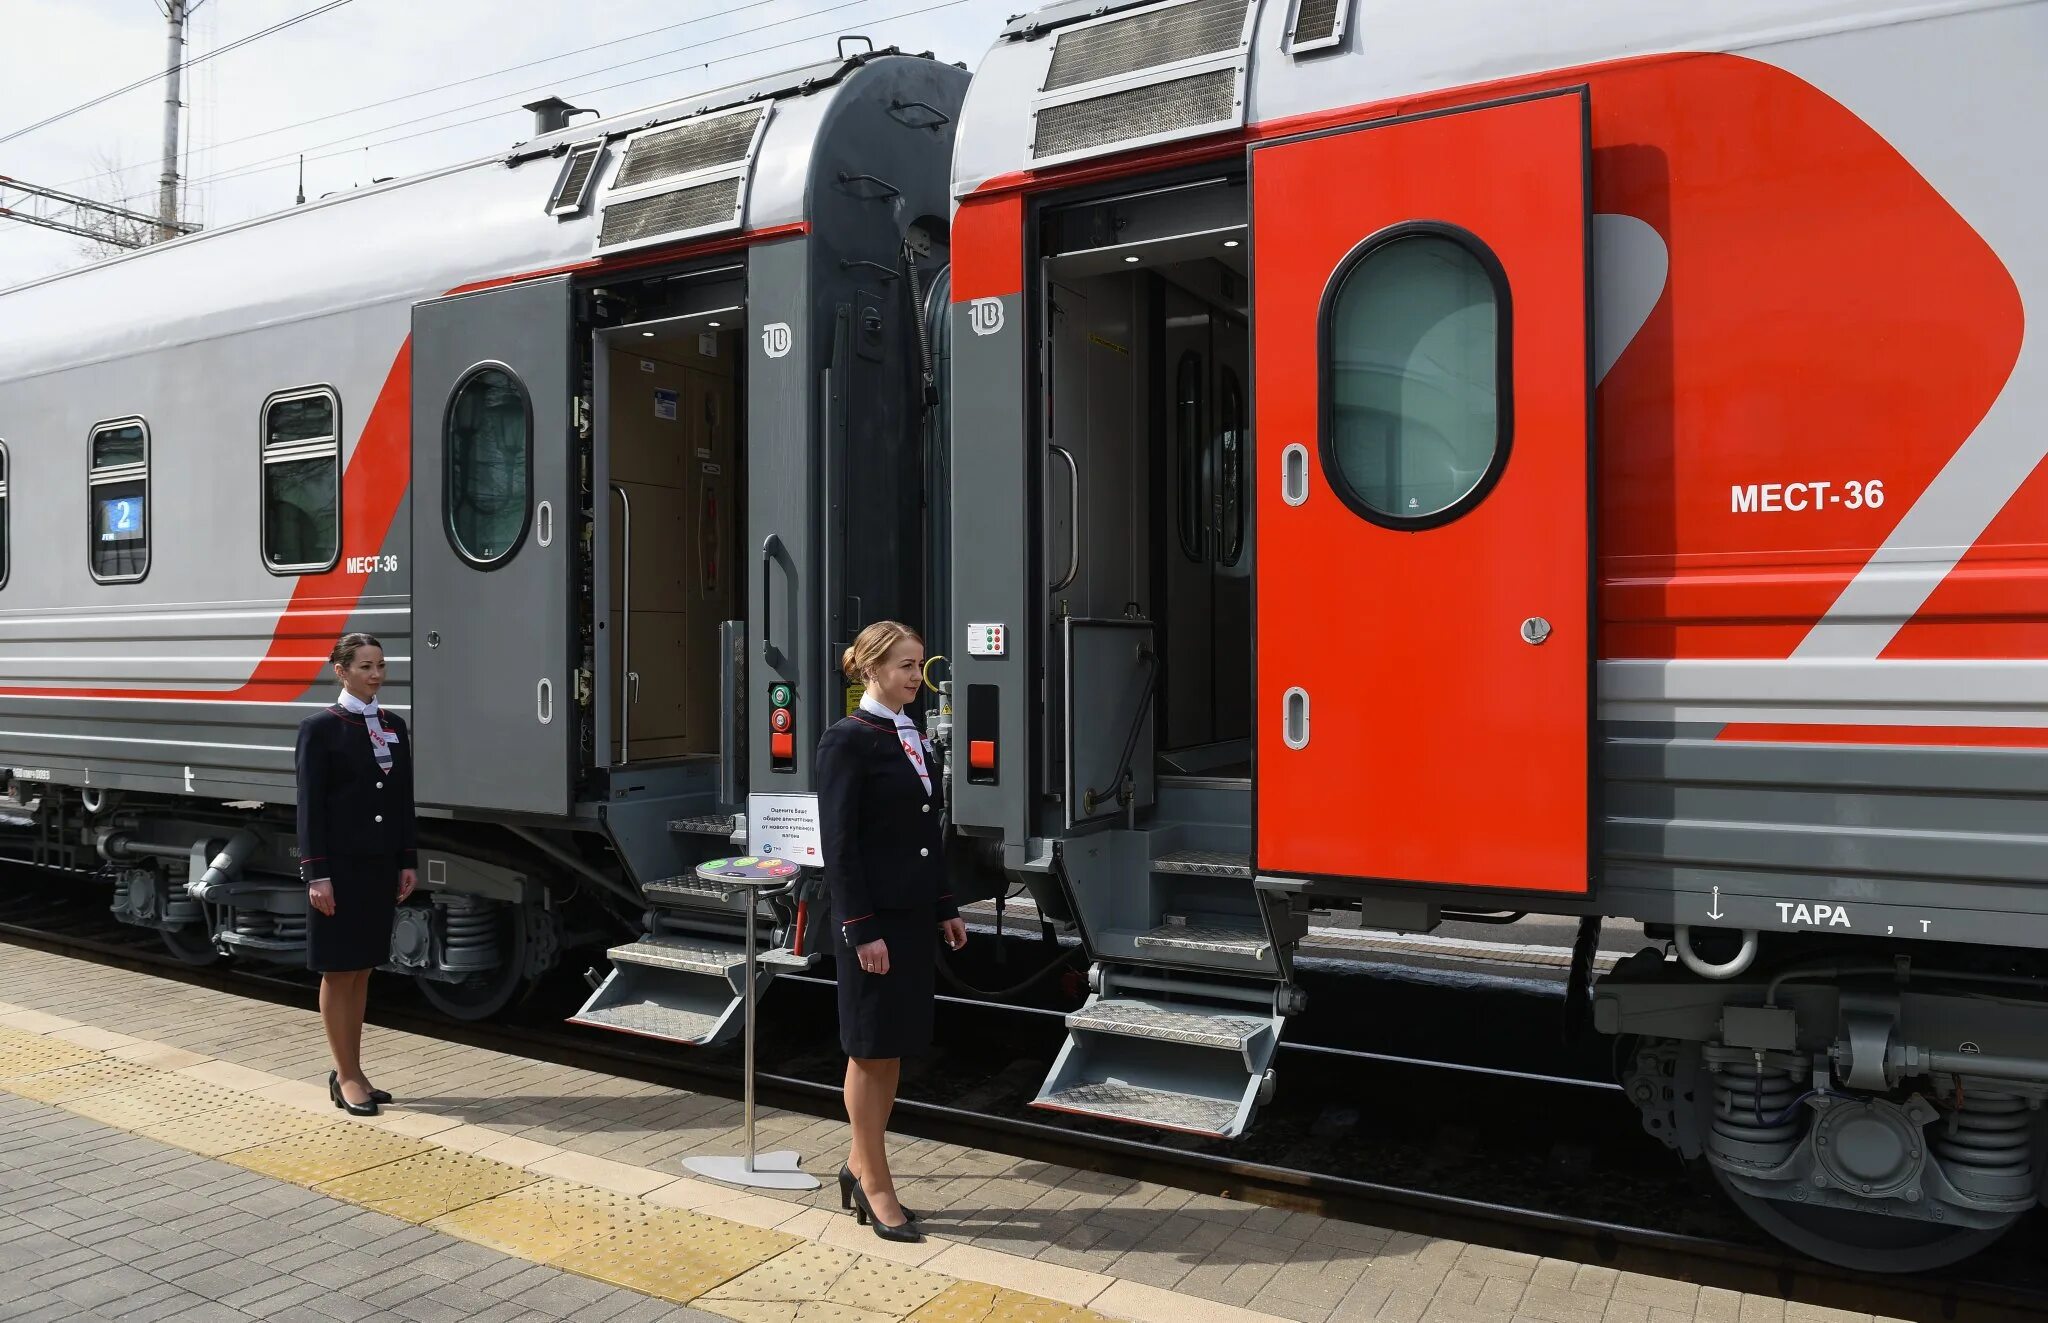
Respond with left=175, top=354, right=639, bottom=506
left=429, top=1178, right=666, bottom=1260
left=0, top=1007, right=1140, bottom=1323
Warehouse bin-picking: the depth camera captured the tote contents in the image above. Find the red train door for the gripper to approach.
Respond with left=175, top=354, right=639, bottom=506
left=1252, top=89, right=1593, bottom=894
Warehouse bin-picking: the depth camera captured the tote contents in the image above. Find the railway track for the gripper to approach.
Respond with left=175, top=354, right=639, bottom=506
left=1, top=870, right=2043, bottom=1323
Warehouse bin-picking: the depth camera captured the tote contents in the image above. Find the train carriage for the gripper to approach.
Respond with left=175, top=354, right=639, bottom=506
left=0, top=49, right=968, bottom=1030
left=943, top=0, right=2046, bottom=1268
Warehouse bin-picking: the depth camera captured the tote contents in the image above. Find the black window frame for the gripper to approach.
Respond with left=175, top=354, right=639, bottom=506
left=1316, top=220, right=1513, bottom=533
left=86, top=416, right=151, bottom=584
left=441, top=361, right=535, bottom=570
left=259, top=385, right=344, bottom=575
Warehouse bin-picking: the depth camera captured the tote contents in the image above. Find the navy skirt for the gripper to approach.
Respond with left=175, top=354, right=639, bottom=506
left=306, top=852, right=400, bottom=973
left=835, top=906, right=937, bottom=1060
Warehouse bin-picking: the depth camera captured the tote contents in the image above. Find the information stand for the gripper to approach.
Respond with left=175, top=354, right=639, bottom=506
left=681, top=855, right=821, bottom=1191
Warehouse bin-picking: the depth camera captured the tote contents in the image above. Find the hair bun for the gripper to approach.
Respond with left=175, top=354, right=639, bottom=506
left=840, top=644, right=859, bottom=680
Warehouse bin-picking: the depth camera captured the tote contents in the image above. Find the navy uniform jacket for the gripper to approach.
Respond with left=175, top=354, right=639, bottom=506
left=815, top=709, right=957, bottom=948
left=294, top=705, right=419, bottom=883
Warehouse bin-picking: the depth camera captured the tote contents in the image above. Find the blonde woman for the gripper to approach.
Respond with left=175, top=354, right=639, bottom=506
left=816, top=621, right=964, bottom=1243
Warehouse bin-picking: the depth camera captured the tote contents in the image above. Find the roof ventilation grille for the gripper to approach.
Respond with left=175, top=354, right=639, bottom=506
left=1033, top=67, right=1238, bottom=161
left=615, top=106, right=766, bottom=190
left=597, top=177, right=745, bottom=252
left=1043, top=0, right=1249, bottom=91
left=1288, top=0, right=1348, bottom=55
left=546, top=141, right=605, bottom=217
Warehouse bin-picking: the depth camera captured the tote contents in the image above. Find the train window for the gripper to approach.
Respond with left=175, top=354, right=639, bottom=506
left=261, top=387, right=341, bottom=573
left=88, top=418, right=150, bottom=582
left=1175, top=350, right=1204, bottom=561
left=1321, top=226, right=1510, bottom=529
left=444, top=365, right=532, bottom=567
left=1218, top=366, right=1246, bottom=566
left=0, top=440, right=9, bottom=590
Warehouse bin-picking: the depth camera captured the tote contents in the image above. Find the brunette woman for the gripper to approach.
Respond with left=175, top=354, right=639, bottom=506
left=295, top=632, right=417, bottom=1117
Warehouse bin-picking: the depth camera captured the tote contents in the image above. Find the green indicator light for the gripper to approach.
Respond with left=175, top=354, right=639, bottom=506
left=769, top=683, right=793, bottom=708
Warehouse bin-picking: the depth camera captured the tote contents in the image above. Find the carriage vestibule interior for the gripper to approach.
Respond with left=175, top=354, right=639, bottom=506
left=1043, top=179, right=1253, bottom=778
left=597, top=297, right=744, bottom=769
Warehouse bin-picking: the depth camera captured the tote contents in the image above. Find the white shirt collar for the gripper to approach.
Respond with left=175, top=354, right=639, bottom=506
left=337, top=689, right=380, bottom=717
left=859, top=694, right=913, bottom=727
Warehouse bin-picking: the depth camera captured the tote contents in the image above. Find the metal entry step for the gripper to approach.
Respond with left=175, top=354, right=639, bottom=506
left=1036, top=1080, right=1242, bottom=1136
left=668, top=814, right=739, bottom=838
left=1066, top=997, right=1271, bottom=1063
left=643, top=875, right=743, bottom=906
left=606, top=935, right=745, bottom=977
left=1033, top=979, right=1286, bottom=1139
left=569, top=932, right=760, bottom=1048
left=1152, top=849, right=1251, bottom=879
left=1134, top=917, right=1269, bottom=960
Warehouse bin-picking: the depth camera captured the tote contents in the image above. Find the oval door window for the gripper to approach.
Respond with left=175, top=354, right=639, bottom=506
left=1321, top=225, right=1511, bottom=529
left=444, top=365, right=533, bottom=566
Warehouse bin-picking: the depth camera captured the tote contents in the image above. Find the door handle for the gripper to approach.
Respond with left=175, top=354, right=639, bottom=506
left=1283, top=686, right=1310, bottom=750
left=1282, top=444, right=1310, bottom=507
left=761, top=534, right=787, bottom=668
left=537, top=678, right=554, bottom=725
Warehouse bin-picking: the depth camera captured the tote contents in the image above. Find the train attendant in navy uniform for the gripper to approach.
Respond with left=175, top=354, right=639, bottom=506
left=295, top=631, right=418, bottom=1118
left=817, top=620, right=965, bottom=1244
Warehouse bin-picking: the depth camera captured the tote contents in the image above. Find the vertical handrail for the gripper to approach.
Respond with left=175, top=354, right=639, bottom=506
left=610, top=483, right=633, bottom=765
left=1049, top=444, right=1081, bottom=593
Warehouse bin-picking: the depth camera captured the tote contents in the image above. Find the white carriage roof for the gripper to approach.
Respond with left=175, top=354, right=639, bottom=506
left=0, top=51, right=932, bottom=384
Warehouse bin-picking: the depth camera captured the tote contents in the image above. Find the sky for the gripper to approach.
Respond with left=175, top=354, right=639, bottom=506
left=0, top=0, right=1023, bottom=289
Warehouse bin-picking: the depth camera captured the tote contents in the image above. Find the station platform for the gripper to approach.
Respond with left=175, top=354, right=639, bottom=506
left=0, top=945, right=1899, bottom=1323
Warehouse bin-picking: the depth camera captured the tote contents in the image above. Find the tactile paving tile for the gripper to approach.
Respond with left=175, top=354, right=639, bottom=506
left=429, top=1179, right=662, bottom=1260
left=550, top=1206, right=798, bottom=1302
left=64, top=1076, right=245, bottom=1132
left=702, top=1242, right=950, bottom=1320
left=7, top=1057, right=166, bottom=1103
left=0, top=1034, right=105, bottom=1082
left=130, top=1096, right=336, bottom=1156
left=227, top=1121, right=435, bottom=1184
left=316, top=1147, right=539, bottom=1223
left=909, top=1282, right=1114, bottom=1323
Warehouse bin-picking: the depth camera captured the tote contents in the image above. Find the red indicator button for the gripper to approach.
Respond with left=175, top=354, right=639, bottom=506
left=771, top=732, right=795, bottom=760
left=969, top=739, right=996, bottom=771
left=770, top=707, right=793, bottom=733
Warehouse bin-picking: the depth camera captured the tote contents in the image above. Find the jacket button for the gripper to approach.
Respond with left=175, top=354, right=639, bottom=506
left=921, top=804, right=930, bottom=814
left=919, top=847, right=929, bottom=857
left=374, top=814, right=383, bottom=823
left=375, top=781, right=384, bottom=790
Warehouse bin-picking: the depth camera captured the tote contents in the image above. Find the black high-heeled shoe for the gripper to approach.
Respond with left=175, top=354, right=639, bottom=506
left=839, top=1165, right=919, bottom=1221
left=849, top=1181, right=923, bottom=1243
left=329, top=1071, right=379, bottom=1117
left=367, top=1088, right=393, bottom=1105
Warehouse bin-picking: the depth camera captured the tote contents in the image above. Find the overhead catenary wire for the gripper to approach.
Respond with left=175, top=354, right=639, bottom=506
left=54, top=0, right=882, bottom=198
left=116, top=0, right=987, bottom=206
left=0, top=0, right=351, bottom=149
left=164, top=0, right=986, bottom=199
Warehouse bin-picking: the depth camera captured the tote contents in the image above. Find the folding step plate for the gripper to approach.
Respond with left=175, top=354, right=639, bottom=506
left=1032, top=989, right=1284, bottom=1138
left=568, top=935, right=754, bottom=1047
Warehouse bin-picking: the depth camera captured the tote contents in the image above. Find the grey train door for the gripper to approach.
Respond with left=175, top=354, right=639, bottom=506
left=410, top=276, right=576, bottom=816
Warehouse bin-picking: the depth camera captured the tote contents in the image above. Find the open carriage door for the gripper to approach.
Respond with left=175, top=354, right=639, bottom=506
left=1252, top=89, right=1593, bottom=894
left=410, top=276, right=576, bottom=816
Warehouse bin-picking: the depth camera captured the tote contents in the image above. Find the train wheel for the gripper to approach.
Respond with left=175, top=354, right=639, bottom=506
left=1712, top=1167, right=2017, bottom=1272
left=415, top=903, right=531, bottom=1022
left=158, top=925, right=221, bottom=966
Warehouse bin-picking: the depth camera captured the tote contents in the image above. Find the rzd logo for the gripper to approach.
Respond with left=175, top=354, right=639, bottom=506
left=968, top=298, right=1005, bottom=337
left=760, top=322, right=793, bottom=359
